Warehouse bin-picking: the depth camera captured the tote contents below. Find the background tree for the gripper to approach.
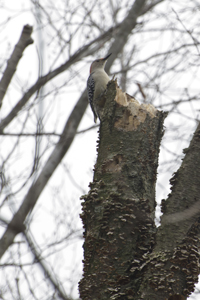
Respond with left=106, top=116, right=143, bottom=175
left=0, top=0, right=200, bottom=299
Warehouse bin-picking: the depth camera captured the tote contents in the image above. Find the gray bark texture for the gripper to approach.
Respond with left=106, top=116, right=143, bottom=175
left=79, top=81, right=200, bottom=300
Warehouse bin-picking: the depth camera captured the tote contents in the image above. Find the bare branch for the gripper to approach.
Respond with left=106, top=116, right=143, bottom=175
left=0, top=125, right=98, bottom=137
left=172, top=8, right=200, bottom=56
left=0, top=132, right=62, bottom=137
left=0, top=25, right=118, bottom=132
left=140, top=0, right=165, bottom=15
left=24, top=231, right=72, bottom=300
left=0, top=90, right=88, bottom=259
left=0, top=24, right=33, bottom=109
left=0, top=214, right=78, bottom=300
left=0, top=0, right=156, bottom=261
left=106, top=0, right=148, bottom=72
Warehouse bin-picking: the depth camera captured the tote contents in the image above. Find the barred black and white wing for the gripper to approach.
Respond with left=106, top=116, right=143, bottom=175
left=87, top=73, right=98, bottom=123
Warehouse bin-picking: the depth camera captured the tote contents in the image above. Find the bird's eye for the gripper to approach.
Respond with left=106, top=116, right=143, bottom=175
left=96, top=60, right=100, bottom=62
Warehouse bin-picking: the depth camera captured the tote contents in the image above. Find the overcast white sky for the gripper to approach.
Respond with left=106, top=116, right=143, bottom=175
left=1, top=1, right=200, bottom=299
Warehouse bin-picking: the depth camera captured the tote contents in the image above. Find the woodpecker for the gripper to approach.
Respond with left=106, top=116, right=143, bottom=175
left=87, top=53, right=111, bottom=123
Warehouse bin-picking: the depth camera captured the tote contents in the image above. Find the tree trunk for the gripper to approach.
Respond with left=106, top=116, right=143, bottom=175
left=79, top=81, right=200, bottom=300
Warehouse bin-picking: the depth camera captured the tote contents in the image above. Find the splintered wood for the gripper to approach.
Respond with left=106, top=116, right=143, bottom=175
left=114, top=84, right=157, bottom=131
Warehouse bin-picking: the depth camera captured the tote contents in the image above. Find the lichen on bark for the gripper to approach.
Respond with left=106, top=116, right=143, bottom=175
left=79, top=81, right=167, bottom=300
left=79, top=81, right=200, bottom=300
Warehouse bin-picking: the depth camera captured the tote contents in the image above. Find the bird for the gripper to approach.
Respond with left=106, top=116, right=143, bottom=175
left=87, top=53, right=111, bottom=123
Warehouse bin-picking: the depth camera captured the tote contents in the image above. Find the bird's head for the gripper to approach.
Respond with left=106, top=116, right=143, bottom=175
left=90, top=53, right=111, bottom=73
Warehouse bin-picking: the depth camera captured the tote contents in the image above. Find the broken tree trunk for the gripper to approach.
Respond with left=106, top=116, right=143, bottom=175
left=79, top=81, right=200, bottom=300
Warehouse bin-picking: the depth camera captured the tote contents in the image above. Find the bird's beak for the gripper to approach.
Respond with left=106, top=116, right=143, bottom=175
left=102, top=53, right=112, bottom=61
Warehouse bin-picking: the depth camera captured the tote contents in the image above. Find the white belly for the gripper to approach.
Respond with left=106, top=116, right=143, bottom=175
left=93, top=70, right=110, bottom=99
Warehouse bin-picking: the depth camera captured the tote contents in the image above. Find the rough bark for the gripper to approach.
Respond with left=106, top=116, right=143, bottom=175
left=79, top=81, right=200, bottom=299
left=137, top=123, right=200, bottom=299
left=147, top=123, right=200, bottom=299
left=79, top=81, right=167, bottom=299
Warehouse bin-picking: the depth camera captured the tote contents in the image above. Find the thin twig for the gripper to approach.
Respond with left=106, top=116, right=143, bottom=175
left=172, top=8, right=200, bottom=56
